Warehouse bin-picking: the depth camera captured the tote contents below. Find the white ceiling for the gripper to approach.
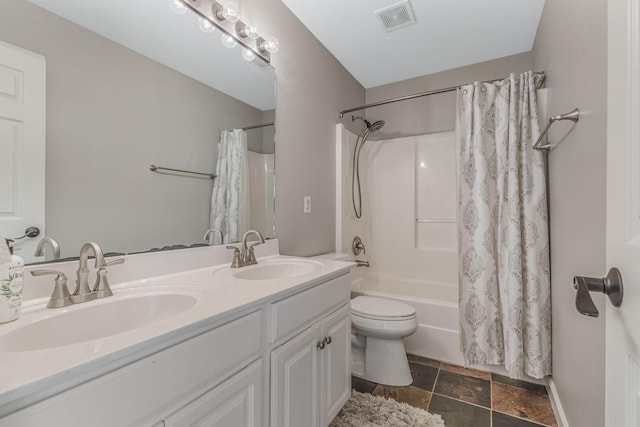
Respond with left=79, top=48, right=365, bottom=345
left=26, top=0, right=544, bottom=104
left=28, top=0, right=276, bottom=111
left=281, top=0, right=545, bottom=88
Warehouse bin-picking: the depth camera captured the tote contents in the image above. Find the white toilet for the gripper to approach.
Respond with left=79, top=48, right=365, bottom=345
left=350, top=296, right=418, bottom=386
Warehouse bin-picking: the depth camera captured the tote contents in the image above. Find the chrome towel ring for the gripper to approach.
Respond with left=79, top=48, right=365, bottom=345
left=533, top=108, right=580, bottom=151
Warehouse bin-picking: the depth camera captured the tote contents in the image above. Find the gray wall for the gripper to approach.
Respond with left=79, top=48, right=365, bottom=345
left=532, top=0, right=607, bottom=426
left=0, top=0, right=264, bottom=257
left=364, top=52, right=533, bottom=137
left=242, top=0, right=366, bottom=256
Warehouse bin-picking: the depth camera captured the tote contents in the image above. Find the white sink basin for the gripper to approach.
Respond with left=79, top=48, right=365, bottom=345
left=0, top=291, right=200, bottom=352
left=230, top=259, right=322, bottom=280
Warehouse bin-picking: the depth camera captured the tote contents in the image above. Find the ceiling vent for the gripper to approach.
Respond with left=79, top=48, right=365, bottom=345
left=375, top=1, right=416, bottom=32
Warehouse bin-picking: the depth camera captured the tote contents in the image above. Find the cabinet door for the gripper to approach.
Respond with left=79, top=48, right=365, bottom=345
left=321, top=304, right=351, bottom=426
left=163, top=360, right=263, bottom=427
left=271, top=323, right=323, bottom=427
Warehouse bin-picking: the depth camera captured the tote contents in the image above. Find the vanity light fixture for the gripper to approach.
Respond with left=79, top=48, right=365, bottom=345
left=220, top=1, right=240, bottom=23
left=258, top=36, right=280, bottom=54
left=236, top=22, right=261, bottom=40
left=174, top=0, right=279, bottom=64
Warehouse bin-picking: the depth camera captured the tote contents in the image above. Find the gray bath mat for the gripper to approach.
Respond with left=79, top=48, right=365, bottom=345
left=329, top=390, right=445, bottom=427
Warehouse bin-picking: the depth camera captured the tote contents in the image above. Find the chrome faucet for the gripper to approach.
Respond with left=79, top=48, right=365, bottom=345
left=225, top=229, right=265, bottom=268
left=29, top=242, right=124, bottom=308
left=74, top=242, right=106, bottom=303
left=242, top=229, right=265, bottom=266
left=75, top=242, right=125, bottom=302
left=204, top=228, right=224, bottom=245
left=34, top=237, right=61, bottom=260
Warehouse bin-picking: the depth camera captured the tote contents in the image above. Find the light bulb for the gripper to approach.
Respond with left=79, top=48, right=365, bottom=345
left=260, top=36, right=279, bottom=54
left=246, top=24, right=261, bottom=40
left=169, top=0, right=187, bottom=14
left=221, top=34, right=238, bottom=49
left=242, top=48, right=256, bottom=62
left=236, top=22, right=261, bottom=40
left=222, top=2, right=240, bottom=23
left=197, top=16, right=216, bottom=33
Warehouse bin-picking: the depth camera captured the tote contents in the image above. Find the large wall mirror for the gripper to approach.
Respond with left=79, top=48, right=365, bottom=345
left=0, top=0, right=276, bottom=263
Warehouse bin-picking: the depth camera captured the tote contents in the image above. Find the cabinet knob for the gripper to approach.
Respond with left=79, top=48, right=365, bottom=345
left=317, top=340, right=326, bottom=350
left=325, top=336, right=332, bottom=345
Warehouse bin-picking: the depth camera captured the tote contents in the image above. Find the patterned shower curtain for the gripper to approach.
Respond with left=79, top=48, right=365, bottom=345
left=210, top=129, right=250, bottom=244
left=456, top=71, right=551, bottom=379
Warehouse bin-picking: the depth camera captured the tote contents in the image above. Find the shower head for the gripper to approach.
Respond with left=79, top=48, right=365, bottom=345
left=352, top=115, right=372, bottom=128
left=351, top=115, right=385, bottom=132
left=368, top=120, right=385, bottom=132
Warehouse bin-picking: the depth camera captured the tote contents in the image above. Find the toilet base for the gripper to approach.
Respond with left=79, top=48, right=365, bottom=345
left=352, top=336, right=413, bottom=386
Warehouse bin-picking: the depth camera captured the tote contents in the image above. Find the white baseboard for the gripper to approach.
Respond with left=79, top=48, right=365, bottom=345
left=546, top=377, right=570, bottom=427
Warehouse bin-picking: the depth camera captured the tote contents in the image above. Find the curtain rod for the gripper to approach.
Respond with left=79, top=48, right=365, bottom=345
left=338, top=71, right=546, bottom=118
left=242, top=121, right=274, bottom=131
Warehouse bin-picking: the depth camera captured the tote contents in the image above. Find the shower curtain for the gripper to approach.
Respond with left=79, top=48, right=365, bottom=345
left=210, top=129, right=250, bottom=244
left=456, top=71, right=551, bottom=379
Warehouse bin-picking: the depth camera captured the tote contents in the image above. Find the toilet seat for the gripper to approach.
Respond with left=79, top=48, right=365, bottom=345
left=350, top=314, right=418, bottom=337
left=351, top=296, right=416, bottom=321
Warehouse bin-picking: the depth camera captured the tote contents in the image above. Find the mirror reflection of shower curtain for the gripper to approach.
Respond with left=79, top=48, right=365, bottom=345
left=210, top=129, right=250, bottom=243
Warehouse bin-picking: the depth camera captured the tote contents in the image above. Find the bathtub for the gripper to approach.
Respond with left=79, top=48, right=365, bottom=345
left=350, top=269, right=465, bottom=366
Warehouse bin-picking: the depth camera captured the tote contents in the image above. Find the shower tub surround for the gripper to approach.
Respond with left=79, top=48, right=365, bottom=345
left=0, top=241, right=354, bottom=426
left=336, top=125, right=461, bottom=364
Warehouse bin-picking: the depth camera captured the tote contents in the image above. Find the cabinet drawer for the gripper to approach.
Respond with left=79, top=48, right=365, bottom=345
left=269, top=274, right=350, bottom=343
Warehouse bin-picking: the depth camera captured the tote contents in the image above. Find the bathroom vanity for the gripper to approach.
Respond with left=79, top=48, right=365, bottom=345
left=0, top=241, right=353, bottom=426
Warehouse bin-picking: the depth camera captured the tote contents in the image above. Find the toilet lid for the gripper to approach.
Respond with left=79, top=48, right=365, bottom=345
left=351, top=296, right=416, bottom=320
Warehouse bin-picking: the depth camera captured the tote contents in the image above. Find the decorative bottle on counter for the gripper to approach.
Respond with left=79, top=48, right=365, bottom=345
left=0, top=239, right=24, bottom=323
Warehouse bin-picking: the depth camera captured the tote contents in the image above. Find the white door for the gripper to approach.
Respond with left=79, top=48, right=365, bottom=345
left=606, top=0, right=640, bottom=425
left=0, top=41, right=45, bottom=263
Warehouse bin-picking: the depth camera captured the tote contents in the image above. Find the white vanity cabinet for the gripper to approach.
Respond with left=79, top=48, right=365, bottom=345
left=0, top=310, right=264, bottom=427
left=0, top=269, right=352, bottom=427
left=269, top=275, right=351, bottom=427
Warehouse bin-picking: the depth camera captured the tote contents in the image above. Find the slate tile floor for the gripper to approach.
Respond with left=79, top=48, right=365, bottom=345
left=351, top=354, right=558, bottom=427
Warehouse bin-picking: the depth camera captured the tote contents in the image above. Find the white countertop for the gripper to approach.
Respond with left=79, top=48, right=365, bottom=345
left=0, top=244, right=353, bottom=418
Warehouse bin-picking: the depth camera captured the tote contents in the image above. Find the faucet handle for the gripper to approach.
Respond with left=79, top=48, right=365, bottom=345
left=245, top=241, right=263, bottom=265
left=30, top=270, right=73, bottom=308
left=352, top=236, right=366, bottom=255
left=31, top=269, right=64, bottom=277
left=93, top=258, right=125, bottom=298
left=226, top=246, right=242, bottom=268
